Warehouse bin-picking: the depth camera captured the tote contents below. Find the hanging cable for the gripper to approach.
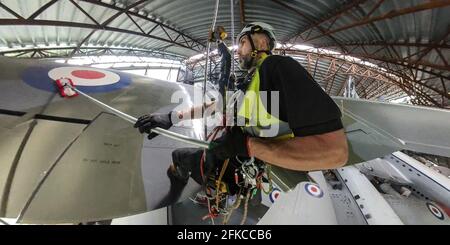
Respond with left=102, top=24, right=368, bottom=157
left=230, top=0, right=235, bottom=75
left=203, top=0, right=221, bottom=140
left=222, top=190, right=242, bottom=225
left=215, top=159, right=230, bottom=209
left=239, top=191, right=251, bottom=225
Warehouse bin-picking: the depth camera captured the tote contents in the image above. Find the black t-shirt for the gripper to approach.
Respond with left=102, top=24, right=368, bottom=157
left=257, top=55, right=343, bottom=137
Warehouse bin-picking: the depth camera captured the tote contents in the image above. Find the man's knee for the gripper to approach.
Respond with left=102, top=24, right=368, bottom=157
left=171, top=149, right=183, bottom=166
left=172, top=148, right=199, bottom=167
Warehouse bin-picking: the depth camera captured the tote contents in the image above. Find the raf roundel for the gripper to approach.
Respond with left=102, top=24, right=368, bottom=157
left=21, top=65, right=131, bottom=93
left=305, top=183, right=324, bottom=198
left=269, top=188, right=281, bottom=203
left=426, top=202, right=445, bottom=220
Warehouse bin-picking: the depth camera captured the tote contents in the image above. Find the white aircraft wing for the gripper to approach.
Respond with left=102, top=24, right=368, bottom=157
left=334, top=97, right=450, bottom=164
left=257, top=182, right=338, bottom=225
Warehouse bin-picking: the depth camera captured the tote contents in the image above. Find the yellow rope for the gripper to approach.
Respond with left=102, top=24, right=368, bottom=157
left=215, top=158, right=229, bottom=209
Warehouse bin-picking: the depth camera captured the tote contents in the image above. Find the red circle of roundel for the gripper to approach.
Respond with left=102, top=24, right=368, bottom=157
left=311, top=186, right=318, bottom=193
left=431, top=207, right=439, bottom=214
left=71, top=70, right=106, bottom=79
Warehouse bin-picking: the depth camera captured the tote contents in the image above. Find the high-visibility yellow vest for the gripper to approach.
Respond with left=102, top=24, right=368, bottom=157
left=236, top=53, right=294, bottom=140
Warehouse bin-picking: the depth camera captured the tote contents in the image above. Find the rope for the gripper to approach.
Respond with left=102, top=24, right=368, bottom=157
left=222, top=191, right=242, bottom=225
left=230, top=0, right=235, bottom=74
left=261, top=165, right=273, bottom=194
left=240, top=190, right=251, bottom=225
left=200, top=126, right=223, bottom=180
left=216, top=159, right=230, bottom=208
left=199, top=124, right=225, bottom=223
left=203, top=198, right=216, bottom=225
left=202, top=0, right=221, bottom=140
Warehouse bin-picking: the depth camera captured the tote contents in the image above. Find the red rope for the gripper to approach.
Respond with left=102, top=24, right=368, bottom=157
left=200, top=126, right=225, bottom=180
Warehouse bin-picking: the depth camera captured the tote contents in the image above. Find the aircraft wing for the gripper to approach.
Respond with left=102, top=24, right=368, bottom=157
left=257, top=181, right=338, bottom=225
left=0, top=57, right=203, bottom=223
left=266, top=97, right=450, bottom=192
left=334, top=97, right=450, bottom=164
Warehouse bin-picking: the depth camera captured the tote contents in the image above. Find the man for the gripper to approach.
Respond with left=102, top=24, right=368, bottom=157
left=134, top=22, right=348, bottom=206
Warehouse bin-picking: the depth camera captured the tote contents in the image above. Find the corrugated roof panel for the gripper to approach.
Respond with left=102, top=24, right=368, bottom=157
left=107, top=14, right=136, bottom=31
left=35, top=0, right=94, bottom=25
left=90, top=29, right=108, bottom=45
left=165, top=45, right=197, bottom=57
left=0, top=0, right=50, bottom=19
left=0, top=0, right=446, bottom=106
left=0, top=2, right=14, bottom=18
left=76, top=0, right=120, bottom=24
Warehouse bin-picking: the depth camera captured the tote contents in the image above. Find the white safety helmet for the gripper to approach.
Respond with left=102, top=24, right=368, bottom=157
left=236, top=22, right=277, bottom=52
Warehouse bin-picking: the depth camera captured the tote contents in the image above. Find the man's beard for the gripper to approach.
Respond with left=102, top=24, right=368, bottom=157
left=238, top=55, right=256, bottom=70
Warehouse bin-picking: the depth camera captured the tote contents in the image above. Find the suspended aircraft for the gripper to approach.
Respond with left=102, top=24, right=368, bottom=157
left=0, top=55, right=449, bottom=225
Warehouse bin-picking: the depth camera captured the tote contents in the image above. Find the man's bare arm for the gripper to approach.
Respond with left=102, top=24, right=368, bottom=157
left=248, top=129, right=348, bottom=171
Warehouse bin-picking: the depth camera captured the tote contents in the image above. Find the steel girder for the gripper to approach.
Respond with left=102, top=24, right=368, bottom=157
left=0, top=0, right=205, bottom=55
left=0, top=46, right=186, bottom=61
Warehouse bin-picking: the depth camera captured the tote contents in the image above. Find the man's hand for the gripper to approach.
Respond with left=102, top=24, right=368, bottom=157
left=134, top=112, right=173, bottom=140
left=210, top=126, right=250, bottom=159
left=208, top=26, right=227, bottom=42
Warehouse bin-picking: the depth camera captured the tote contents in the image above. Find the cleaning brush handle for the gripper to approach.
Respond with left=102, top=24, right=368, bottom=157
left=74, top=88, right=210, bottom=149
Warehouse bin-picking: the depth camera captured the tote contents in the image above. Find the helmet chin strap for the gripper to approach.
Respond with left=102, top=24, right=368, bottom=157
left=237, top=32, right=272, bottom=90
left=245, top=32, right=272, bottom=69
